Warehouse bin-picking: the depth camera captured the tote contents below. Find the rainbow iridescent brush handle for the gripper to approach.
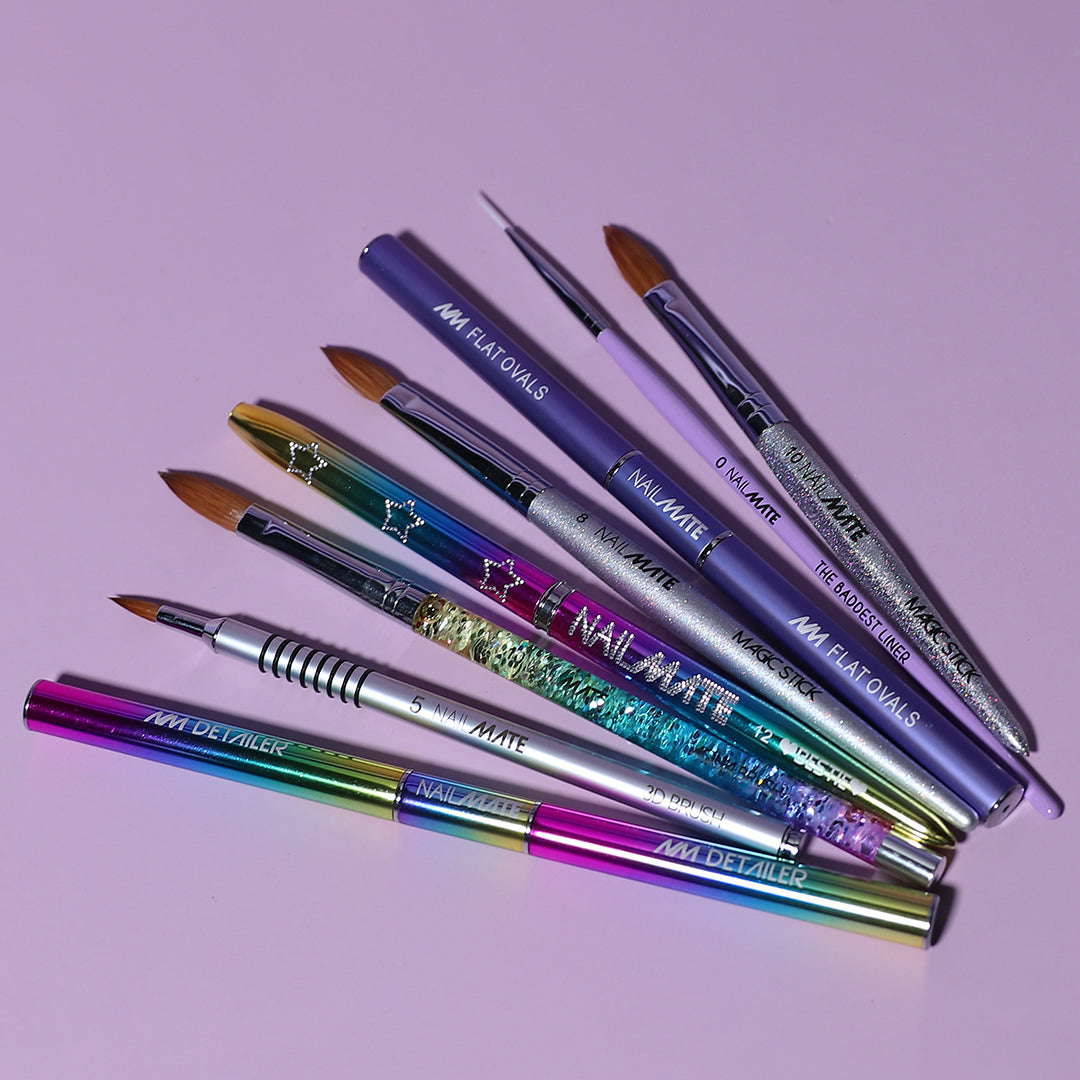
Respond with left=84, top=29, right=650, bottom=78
left=24, top=680, right=940, bottom=947
left=227, top=401, right=969, bottom=848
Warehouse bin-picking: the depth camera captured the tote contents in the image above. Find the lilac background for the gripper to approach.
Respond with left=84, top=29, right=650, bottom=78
left=2, top=3, right=1078, bottom=1076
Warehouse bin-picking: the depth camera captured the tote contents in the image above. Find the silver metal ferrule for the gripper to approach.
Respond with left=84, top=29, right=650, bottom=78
left=533, top=580, right=575, bottom=633
left=236, top=506, right=430, bottom=625
left=875, top=833, right=947, bottom=889
left=209, top=618, right=282, bottom=669
left=776, top=829, right=803, bottom=861
left=154, top=604, right=223, bottom=640
left=644, top=282, right=788, bottom=441
left=984, top=782, right=1025, bottom=828
left=505, top=226, right=610, bottom=336
left=151, top=605, right=288, bottom=672
left=382, top=385, right=550, bottom=513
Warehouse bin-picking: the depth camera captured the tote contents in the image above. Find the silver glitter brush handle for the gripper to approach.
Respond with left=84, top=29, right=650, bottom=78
left=757, top=421, right=1024, bottom=753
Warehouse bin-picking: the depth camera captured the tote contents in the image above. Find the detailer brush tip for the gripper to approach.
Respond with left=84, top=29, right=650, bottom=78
left=475, top=191, right=513, bottom=231
left=110, top=596, right=162, bottom=621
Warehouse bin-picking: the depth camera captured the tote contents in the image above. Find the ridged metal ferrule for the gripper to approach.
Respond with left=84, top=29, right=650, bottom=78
left=207, top=619, right=374, bottom=705
left=236, top=507, right=430, bottom=624
left=644, top=283, right=788, bottom=441
left=263, top=634, right=370, bottom=704
left=383, top=385, right=549, bottom=512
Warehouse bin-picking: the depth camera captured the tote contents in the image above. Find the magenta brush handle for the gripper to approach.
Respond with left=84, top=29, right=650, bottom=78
left=24, top=681, right=937, bottom=946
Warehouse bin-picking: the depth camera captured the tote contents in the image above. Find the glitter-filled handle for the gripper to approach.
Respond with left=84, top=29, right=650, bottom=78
left=410, top=595, right=891, bottom=865
left=227, top=403, right=972, bottom=840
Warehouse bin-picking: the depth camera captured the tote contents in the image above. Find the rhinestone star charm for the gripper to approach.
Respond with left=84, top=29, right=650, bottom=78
left=479, top=557, right=525, bottom=602
left=286, top=441, right=329, bottom=485
left=382, top=498, right=426, bottom=543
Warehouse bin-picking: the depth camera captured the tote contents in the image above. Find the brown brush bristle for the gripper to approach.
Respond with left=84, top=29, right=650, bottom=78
left=322, top=345, right=399, bottom=401
left=603, top=225, right=669, bottom=296
left=111, top=596, right=162, bottom=621
left=159, top=471, right=249, bottom=531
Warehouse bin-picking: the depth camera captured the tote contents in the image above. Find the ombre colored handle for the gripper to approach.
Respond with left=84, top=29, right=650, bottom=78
left=410, top=595, right=894, bottom=863
left=25, top=680, right=546, bottom=853
left=25, top=680, right=938, bottom=946
left=228, top=404, right=964, bottom=843
left=228, top=403, right=560, bottom=626
left=529, top=805, right=938, bottom=948
left=398, top=771, right=535, bottom=850
left=24, top=680, right=404, bottom=817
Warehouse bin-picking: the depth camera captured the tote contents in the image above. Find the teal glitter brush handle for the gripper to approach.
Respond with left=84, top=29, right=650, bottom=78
left=411, top=595, right=892, bottom=862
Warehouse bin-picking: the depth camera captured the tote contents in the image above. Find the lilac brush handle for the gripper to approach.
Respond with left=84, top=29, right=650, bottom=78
left=599, top=325, right=956, bottom=698
left=597, top=327, right=1060, bottom=819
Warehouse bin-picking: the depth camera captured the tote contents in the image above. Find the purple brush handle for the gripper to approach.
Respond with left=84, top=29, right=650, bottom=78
left=361, top=236, right=633, bottom=480
left=597, top=327, right=1060, bottom=819
left=359, top=235, right=1022, bottom=820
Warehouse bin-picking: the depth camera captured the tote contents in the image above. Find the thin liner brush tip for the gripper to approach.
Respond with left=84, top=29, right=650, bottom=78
left=322, top=345, right=399, bottom=401
left=475, top=191, right=512, bottom=231
left=111, top=596, right=162, bottom=621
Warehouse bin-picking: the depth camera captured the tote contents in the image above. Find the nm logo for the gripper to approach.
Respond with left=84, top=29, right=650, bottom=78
left=432, top=302, right=470, bottom=331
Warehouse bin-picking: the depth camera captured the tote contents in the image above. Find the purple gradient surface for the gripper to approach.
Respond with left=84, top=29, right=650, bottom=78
left=2, top=3, right=1078, bottom=1078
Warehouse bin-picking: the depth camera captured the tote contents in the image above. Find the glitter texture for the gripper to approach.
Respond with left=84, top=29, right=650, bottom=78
left=411, top=596, right=891, bottom=863
left=758, top=421, right=1025, bottom=753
